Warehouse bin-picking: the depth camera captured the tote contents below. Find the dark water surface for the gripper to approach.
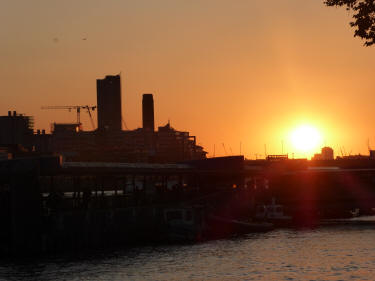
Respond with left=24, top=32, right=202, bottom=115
left=1, top=221, right=375, bottom=280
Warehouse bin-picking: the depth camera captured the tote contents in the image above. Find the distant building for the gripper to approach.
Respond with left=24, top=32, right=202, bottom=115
left=142, top=94, right=154, bottom=131
left=0, top=111, right=34, bottom=151
left=50, top=123, right=84, bottom=156
left=313, top=147, right=334, bottom=160
left=2, top=75, right=207, bottom=163
left=45, top=91, right=206, bottom=163
left=338, top=154, right=369, bottom=160
left=97, top=75, right=122, bottom=131
left=155, top=123, right=206, bottom=163
left=321, top=147, right=334, bottom=160
left=34, top=129, right=52, bottom=153
left=47, top=122, right=206, bottom=163
left=266, top=155, right=288, bottom=161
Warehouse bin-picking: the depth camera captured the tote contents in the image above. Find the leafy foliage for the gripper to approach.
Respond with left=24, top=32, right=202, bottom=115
left=325, top=0, right=375, bottom=46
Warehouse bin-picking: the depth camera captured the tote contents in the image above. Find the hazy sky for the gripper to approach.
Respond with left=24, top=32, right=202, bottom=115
left=1, top=0, right=374, bottom=158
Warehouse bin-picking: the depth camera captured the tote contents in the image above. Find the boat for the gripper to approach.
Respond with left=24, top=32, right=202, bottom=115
left=163, top=205, right=274, bottom=242
left=206, top=215, right=274, bottom=238
left=255, top=198, right=292, bottom=226
left=163, top=206, right=205, bottom=242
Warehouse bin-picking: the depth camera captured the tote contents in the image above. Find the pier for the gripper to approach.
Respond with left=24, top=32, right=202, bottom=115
left=0, top=156, right=246, bottom=255
left=2, top=155, right=375, bottom=255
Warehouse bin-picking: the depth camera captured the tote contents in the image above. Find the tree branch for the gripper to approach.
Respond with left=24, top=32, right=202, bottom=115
left=324, top=0, right=375, bottom=46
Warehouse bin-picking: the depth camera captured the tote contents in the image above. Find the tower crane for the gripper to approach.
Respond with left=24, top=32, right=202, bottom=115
left=41, top=105, right=97, bottom=130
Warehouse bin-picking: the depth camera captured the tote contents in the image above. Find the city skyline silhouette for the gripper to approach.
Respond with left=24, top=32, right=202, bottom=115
left=1, top=0, right=374, bottom=159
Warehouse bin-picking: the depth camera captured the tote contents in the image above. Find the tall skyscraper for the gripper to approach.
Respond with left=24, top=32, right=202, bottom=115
left=96, top=75, right=122, bottom=131
left=142, top=94, right=154, bottom=131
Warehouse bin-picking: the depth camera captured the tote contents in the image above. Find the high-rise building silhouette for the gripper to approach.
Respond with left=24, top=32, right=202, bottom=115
left=97, top=75, right=122, bottom=131
left=142, top=94, right=154, bottom=131
left=0, top=111, right=34, bottom=150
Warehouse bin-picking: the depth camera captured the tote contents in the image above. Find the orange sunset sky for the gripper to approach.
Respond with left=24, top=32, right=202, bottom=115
left=1, top=0, right=375, bottom=159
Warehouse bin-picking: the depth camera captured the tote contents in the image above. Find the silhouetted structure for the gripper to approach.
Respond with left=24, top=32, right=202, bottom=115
left=142, top=94, right=154, bottom=131
left=156, top=123, right=205, bottom=163
left=1, top=75, right=207, bottom=163
left=0, top=155, right=246, bottom=255
left=0, top=111, right=34, bottom=151
left=321, top=147, right=334, bottom=160
left=267, top=155, right=288, bottom=161
left=34, top=93, right=206, bottom=163
left=48, top=123, right=206, bottom=163
left=52, top=123, right=81, bottom=134
left=97, top=75, right=122, bottom=131
left=48, top=81, right=206, bottom=162
left=313, top=147, right=334, bottom=160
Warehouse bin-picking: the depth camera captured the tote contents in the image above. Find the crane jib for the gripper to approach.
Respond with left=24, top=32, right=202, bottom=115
left=41, top=105, right=97, bottom=130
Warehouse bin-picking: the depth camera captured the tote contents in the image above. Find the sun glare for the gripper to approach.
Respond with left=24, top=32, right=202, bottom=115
left=290, top=125, right=322, bottom=156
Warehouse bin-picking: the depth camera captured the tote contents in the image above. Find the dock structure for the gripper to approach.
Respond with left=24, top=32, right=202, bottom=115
left=2, top=155, right=375, bottom=255
left=244, top=158, right=375, bottom=221
left=0, top=156, right=246, bottom=255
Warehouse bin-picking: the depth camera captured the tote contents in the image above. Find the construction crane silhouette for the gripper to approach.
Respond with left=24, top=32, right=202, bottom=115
left=41, top=105, right=97, bottom=130
left=222, top=143, right=227, bottom=155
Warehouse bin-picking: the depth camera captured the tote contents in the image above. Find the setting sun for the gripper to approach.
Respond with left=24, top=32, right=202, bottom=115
left=289, top=125, right=323, bottom=156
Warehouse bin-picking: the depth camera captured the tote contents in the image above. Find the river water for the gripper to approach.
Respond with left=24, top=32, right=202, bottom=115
left=1, top=218, right=375, bottom=281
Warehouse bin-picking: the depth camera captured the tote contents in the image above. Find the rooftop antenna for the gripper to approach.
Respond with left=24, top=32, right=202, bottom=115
left=213, top=144, right=216, bottom=158
left=229, top=147, right=233, bottom=155
left=264, top=144, right=267, bottom=158
left=240, top=142, right=242, bottom=155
